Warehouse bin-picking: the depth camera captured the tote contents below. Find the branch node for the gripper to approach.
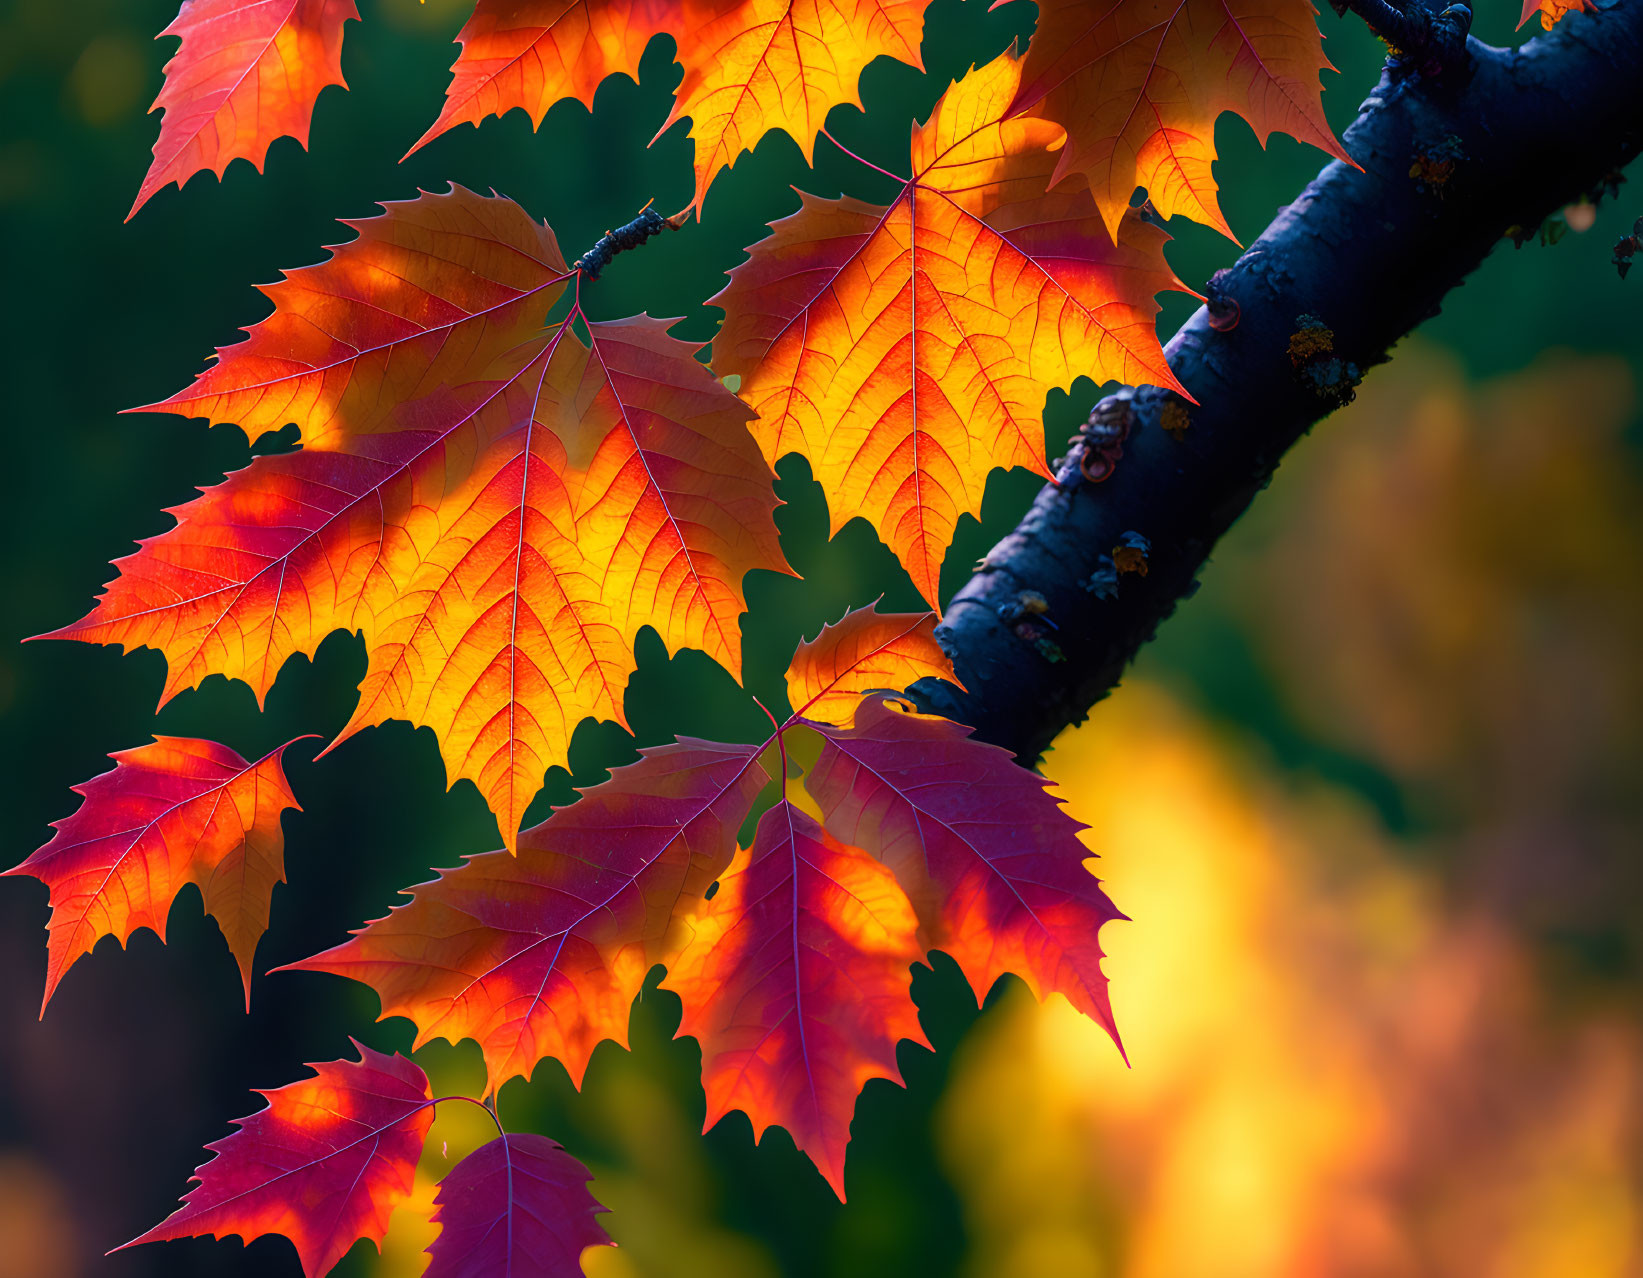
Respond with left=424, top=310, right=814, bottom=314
left=1205, top=268, right=1242, bottom=331
left=1078, top=392, right=1134, bottom=483
left=1342, top=0, right=1472, bottom=75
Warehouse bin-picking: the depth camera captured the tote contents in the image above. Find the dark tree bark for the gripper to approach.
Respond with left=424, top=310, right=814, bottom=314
left=910, top=0, right=1643, bottom=760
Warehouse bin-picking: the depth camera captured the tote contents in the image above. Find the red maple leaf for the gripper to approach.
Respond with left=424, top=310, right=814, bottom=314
left=4, top=735, right=308, bottom=1011
left=665, top=801, right=927, bottom=1197
left=425, top=1133, right=612, bottom=1277
left=804, top=696, right=1125, bottom=1048
left=282, top=739, right=769, bottom=1090
left=120, top=1042, right=434, bottom=1278
left=131, top=0, right=359, bottom=218
left=278, top=617, right=1122, bottom=1197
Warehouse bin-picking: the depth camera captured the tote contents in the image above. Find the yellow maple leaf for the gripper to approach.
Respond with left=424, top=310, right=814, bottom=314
left=409, top=0, right=713, bottom=154
left=662, top=0, right=930, bottom=211
left=785, top=602, right=957, bottom=722
left=45, top=190, right=789, bottom=848
left=1006, top=0, right=1350, bottom=241
left=713, top=52, right=1189, bottom=606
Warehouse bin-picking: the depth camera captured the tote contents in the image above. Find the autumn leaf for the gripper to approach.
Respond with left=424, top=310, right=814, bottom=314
left=785, top=602, right=957, bottom=722
left=283, top=739, right=768, bottom=1090
left=1520, top=0, right=1594, bottom=27
left=131, top=0, right=359, bottom=220
left=665, top=801, right=926, bottom=1198
left=127, top=186, right=571, bottom=449
left=1005, top=0, right=1349, bottom=241
left=713, top=52, right=1188, bottom=606
left=323, top=310, right=787, bottom=842
left=410, top=0, right=698, bottom=155
left=43, top=189, right=789, bottom=846
left=120, top=1042, right=433, bottom=1278
left=425, top=1134, right=612, bottom=1278
left=411, top=0, right=929, bottom=210
left=804, top=696, right=1124, bottom=1048
left=663, top=0, right=930, bottom=211
left=3, top=735, right=307, bottom=1012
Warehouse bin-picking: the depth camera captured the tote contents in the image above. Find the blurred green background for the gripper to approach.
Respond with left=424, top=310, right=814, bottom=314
left=2, top=0, right=1640, bottom=1274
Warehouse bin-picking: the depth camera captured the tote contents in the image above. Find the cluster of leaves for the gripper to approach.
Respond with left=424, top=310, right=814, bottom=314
left=128, top=0, right=1357, bottom=227
left=18, top=0, right=1546, bottom=1270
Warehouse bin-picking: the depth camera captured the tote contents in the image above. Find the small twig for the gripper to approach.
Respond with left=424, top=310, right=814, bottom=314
left=1337, top=0, right=1473, bottom=74
left=571, top=205, right=685, bottom=280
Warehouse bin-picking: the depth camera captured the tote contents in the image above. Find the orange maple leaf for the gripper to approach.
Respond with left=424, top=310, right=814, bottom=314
left=282, top=739, right=768, bottom=1090
left=713, top=51, right=1189, bottom=606
left=411, top=0, right=930, bottom=211
left=121, top=1043, right=432, bottom=1278
left=4, top=735, right=307, bottom=1012
left=785, top=602, right=957, bottom=722
left=1519, top=0, right=1594, bottom=26
left=662, top=0, right=930, bottom=211
left=1004, top=0, right=1349, bottom=241
left=409, top=0, right=702, bottom=154
left=131, top=186, right=571, bottom=450
left=323, top=311, right=789, bottom=842
left=665, top=801, right=927, bottom=1199
left=131, top=0, right=359, bottom=219
left=44, top=190, right=789, bottom=847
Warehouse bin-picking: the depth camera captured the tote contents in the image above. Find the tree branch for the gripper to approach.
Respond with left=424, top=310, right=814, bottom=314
left=910, top=1, right=1643, bottom=761
left=1336, top=0, right=1474, bottom=73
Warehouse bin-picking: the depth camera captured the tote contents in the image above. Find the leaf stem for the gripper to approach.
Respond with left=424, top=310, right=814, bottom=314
left=819, top=128, right=910, bottom=186
left=750, top=696, right=791, bottom=799
left=431, top=1093, right=507, bottom=1143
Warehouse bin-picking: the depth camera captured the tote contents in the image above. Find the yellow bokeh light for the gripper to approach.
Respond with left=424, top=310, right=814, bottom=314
left=939, top=684, right=1643, bottom=1278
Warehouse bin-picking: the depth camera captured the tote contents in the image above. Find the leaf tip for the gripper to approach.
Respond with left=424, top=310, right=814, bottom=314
left=402, top=118, right=446, bottom=162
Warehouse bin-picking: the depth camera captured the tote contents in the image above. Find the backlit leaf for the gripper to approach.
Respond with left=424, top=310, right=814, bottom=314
left=283, top=739, right=768, bottom=1090
left=785, top=602, right=956, bottom=722
left=1006, top=0, right=1349, bottom=240
left=412, top=0, right=930, bottom=211
left=664, top=0, right=930, bottom=211
left=1519, top=0, right=1593, bottom=27
left=131, top=0, right=359, bottom=219
left=805, top=696, right=1124, bottom=1047
left=4, top=735, right=306, bottom=1012
left=713, top=52, right=1188, bottom=605
left=410, top=0, right=696, bottom=154
left=129, top=186, right=571, bottom=449
left=43, top=191, right=788, bottom=846
left=120, top=1042, right=432, bottom=1278
left=425, top=1134, right=612, bottom=1278
left=665, top=801, right=926, bottom=1198
left=323, top=313, right=788, bottom=843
